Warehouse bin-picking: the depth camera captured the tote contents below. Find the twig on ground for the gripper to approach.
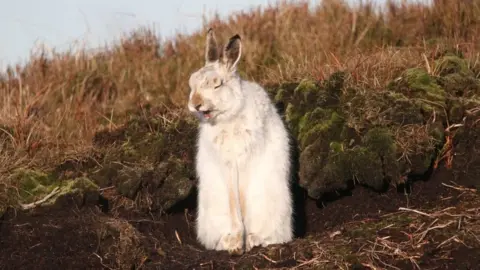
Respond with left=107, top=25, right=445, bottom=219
left=199, top=260, right=214, bottom=269
left=466, top=107, right=480, bottom=115
left=184, top=208, right=190, bottom=230
left=452, top=237, right=471, bottom=248
left=29, top=243, right=42, bottom=249
left=329, top=230, right=342, bottom=239
left=135, top=256, right=148, bottom=270
left=292, top=258, right=323, bottom=269
left=259, top=253, right=279, bottom=264
left=442, top=182, right=477, bottom=193
left=367, top=236, right=421, bottom=270
left=445, top=123, right=464, bottom=132
left=92, top=252, right=114, bottom=270
left=361, top=263, right=381, bottom=270
left=398, top=207, right=434, bottom=218
left=99, top=186, right=115, bottom=192
left=19, top=187, right=60, bottom=210
left=175, top=230, right=182, bottom=245
left=436, top=235, right=458, bottom=249
left=416, top=221, right=455, bottom=244
left=467, top=230, right=480, bottom=244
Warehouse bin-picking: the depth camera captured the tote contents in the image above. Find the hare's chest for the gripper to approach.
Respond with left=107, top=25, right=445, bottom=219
left=211, top=125, right=260, bottom=164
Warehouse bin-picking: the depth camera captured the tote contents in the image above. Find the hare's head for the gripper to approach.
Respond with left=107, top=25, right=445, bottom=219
left=188, top=28, right=244, bottom=123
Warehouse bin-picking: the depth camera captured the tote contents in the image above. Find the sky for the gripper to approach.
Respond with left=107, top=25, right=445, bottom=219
left=0, top=0, right=423, bottom=69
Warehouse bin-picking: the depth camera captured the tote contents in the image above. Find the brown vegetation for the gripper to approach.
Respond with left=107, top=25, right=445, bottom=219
left=1, top=0, right=479, bottom=173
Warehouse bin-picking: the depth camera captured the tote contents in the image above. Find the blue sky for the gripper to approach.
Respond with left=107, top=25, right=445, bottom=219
left=0, top=0, right=422, bottom=69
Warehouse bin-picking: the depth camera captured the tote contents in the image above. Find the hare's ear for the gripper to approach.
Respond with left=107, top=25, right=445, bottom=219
left=221, top=34, right=242, bottom=72
left=205, top=28, right=219, bottom=64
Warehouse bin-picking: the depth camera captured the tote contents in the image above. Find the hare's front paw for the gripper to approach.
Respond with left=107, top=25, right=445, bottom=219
left=245, top=233, right=263, bottom=252
left=218, top=231, right=244, bottom=255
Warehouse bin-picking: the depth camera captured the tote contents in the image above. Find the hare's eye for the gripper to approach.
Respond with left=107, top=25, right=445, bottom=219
left=214, top=79, right=223, bottom=89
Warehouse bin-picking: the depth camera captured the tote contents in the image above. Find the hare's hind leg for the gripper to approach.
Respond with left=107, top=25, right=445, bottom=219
left=243, top=144, right=293, bottom=251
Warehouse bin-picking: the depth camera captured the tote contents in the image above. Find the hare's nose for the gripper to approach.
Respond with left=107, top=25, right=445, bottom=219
left=195, top=104, right=202, bottom=111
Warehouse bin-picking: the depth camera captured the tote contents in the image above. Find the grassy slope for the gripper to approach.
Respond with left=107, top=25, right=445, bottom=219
left=0, top=0, right=479, bottom=172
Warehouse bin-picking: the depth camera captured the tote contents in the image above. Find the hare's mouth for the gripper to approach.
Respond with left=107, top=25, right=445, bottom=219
left=200, top=110, right=213, bottom=119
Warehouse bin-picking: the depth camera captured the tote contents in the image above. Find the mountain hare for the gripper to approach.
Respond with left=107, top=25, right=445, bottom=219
left=187, top=28, right=293, bottom=255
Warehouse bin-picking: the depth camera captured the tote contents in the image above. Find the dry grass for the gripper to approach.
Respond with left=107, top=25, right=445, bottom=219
left=1, top=0, right=480, bottom=189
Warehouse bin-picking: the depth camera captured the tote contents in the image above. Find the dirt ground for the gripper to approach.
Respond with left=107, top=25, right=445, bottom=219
left=1, top=116, right=479, bottom=270
left=1, top=157, right=480, bottom=270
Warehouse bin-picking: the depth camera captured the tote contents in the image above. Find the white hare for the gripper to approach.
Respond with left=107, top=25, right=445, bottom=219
left=187, top=28, right=293, bottom=255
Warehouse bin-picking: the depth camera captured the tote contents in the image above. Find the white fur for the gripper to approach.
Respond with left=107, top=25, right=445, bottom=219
left=187, top=29, right=293, bottom=254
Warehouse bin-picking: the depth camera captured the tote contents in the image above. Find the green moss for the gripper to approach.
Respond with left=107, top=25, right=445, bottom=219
left=299, top=141, right=349, bottom=199
left=298, top=126, right=394, bottom=197
left=274, top=88, right=287, bottom=103
left=322, top=153, right=351, bottom=184
left=329, top=141, right=344, bottom=153
left=282, top=74, right=346, bottom=144
left=11, top=169, right=58, bottom=203
left=265, top=82, right=298, bottom=105
left=405, top=68, right=433, bottom=85
left=323, top=71, right=346, bottom=97
left=9, top=168, right=99, bottom=208
left=380, top=91, right=424, bottom=124
left=298, top=109, right=345, bottom=148
left=448, top=101, right=466, bottom=123
left=42, top=177, right=99, bottom=207
left=68, top=177, right=98, bottom=191
left=404, top=67, right=445, bottom=103
left=302, top=127, right=398, bottom=192
left=274, top=65, right=466, bottom=199
left=293, top=78, right=318, bottom=100
left=387, top=91, right=409, bottom=101
left=415, top=122, right=446, bottom=171
left=348, top=146, right=386, bottom=190
left=363, top=127, right=396, bottom=156
left=386, top=67, right=446, bottom=117
left=285, top=103, right=300, bottom=134
left=297, top=109, right=318, bottom=135
left=431, top=54, right=480, bottom=124
left=435, top=54, right=473, bottom=77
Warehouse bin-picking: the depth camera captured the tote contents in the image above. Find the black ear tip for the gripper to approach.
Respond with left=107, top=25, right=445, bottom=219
left=231, top=34, right=241, bottom=41
left=207, top=28, right=215, bottom=37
